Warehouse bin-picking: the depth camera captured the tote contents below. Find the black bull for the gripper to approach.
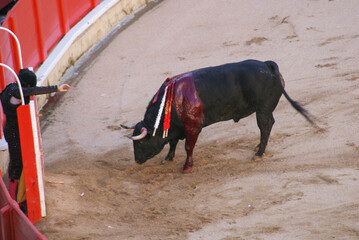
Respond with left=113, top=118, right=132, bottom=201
left=122, top=60, right=316, bottom=173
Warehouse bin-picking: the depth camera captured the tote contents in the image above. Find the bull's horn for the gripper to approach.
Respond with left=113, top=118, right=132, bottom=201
left=129, top=127, right=147, bottom=141
left=120, top=124, right=136, bottom=129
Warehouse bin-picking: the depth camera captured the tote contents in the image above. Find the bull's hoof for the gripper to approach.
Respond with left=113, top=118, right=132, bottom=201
left=182, top=164, right=193, bottom=173
left=165, top=156, right=174, bottom=162
left=161, top=157, right=175, bottom=165
left=252, top=155, right=262, bottom=162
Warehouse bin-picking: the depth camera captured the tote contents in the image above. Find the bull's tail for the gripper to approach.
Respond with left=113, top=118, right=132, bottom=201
left=265, top=60, right=317, bottom=127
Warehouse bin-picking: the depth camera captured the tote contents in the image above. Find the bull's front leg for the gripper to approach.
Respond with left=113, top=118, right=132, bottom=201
left=161, top=139, right=179, bottom=164
left=172, top=77, right=204, bottom=172
left=183, top=126, right=200, bottom=173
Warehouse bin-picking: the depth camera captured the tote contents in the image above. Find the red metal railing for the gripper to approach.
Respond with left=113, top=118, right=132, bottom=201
left=0, top=170, right=47, bottom=240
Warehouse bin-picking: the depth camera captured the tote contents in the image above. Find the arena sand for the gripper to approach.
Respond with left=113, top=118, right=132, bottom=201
left=36, top=0, right=359, bottom=239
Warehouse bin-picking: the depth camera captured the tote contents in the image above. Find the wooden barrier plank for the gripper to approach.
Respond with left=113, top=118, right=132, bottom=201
left=16, top=104, right=42, bottom=224
left=28, top=101, right=46, bottom=218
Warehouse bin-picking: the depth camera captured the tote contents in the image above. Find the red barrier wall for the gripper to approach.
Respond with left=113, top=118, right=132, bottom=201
left=0, top=0, right=101, bottom=88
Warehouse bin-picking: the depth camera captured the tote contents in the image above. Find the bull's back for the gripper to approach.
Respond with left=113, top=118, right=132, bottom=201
left=192, top=60, right=277, bottom=126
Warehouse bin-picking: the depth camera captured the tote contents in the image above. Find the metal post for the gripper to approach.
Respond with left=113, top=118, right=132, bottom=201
left=0, top=27, right=23, bottom=69
left=0, top=63, right=24, bottom=105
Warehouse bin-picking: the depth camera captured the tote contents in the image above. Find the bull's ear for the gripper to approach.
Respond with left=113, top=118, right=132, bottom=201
left=129, top=127, right=148, bottom=141
left=120, top=124, right=136, bottom=129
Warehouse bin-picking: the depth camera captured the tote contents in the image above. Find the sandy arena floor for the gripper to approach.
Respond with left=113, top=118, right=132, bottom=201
left=36, top=0, right=359, bottom=239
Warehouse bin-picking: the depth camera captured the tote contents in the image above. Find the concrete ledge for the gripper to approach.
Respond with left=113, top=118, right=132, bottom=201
left=35, top=0, right=154, bottom=108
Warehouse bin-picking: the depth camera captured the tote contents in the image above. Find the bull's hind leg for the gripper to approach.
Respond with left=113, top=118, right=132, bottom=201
left=253, top=112, right=275, bottom=161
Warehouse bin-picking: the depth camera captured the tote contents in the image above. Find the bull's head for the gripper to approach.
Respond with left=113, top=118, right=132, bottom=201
left=122, top=121, right=166, bottom=164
